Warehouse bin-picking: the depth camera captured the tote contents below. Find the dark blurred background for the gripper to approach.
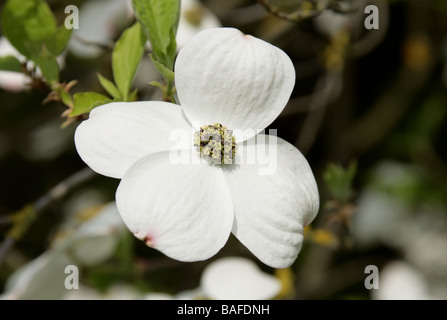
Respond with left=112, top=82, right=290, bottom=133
left=0, top=0, right=446, bottom=300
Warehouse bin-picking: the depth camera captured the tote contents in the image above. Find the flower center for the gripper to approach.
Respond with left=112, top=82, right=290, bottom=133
left=194, top=123, right=237, bottom=164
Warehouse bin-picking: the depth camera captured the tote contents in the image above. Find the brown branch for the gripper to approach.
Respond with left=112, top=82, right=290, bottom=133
left=295, top=72, right=341, bottom=155
left=257, top=0, right=324, bottom=22
left=0, top=167, right=97, bottom=266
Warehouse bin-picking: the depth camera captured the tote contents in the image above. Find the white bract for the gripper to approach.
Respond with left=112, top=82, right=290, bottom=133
left=75, top=27, right=319, bottom=269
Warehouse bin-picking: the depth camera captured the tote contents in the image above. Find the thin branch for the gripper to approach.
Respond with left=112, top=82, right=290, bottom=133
left=0, top=215, right=11, bottom=225
left=257, top=0, right=324, bottom=22
left=348, top=0, right=389, bottom=59
left=222, top=4, right=268, bottom=25
left=72, top=34, right=114, bottom=52
left=0, top=167, right=97, bottom=266
left=295, top=72, right=341, bottom=155
left=0, top=238, right=14, bottom=265
left=340, top=42, right=434, bottom=156
left=280, top=77, right=341, bottom=117
left=328, top=0, right=361, bottom=14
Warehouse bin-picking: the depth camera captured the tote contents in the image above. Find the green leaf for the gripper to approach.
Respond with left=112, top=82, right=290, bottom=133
left=149, top=53, right=174, bottom=83
left=44, top=25, right=73, bottom=56
left=0, top=56, right=23, bottom=73
left=59, top=89, right=73, bottom=108
left=1, top=0, right=73, bottom=86
left=36, top=48, right=59, bottom=85
left=1, top=0, right=57, bottom=59
left=112, top=22, right=147, bottom=101
left=70, top=92, right=111, bottom=117
left=128, top=88, right=139, bottom=102
left=149, top=80, right=164, bottom=90
left=97, top=73, right=121, bottom=99
left=132, top=0, right=180, bottom=70
left=323, top=160, right=358, bottom=203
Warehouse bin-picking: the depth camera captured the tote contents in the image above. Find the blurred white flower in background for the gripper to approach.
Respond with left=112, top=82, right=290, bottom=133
left=51, top=202, right=126, bottom=267
left=313, top=8, right=362, bottom=38
left=63, top=283, right=144, bottom=300
left=148, top=256, right=283, bottom=300
left=0, top=36, right=66, bottom=92
left=68, top=0, right=222, bottom=92
left=67, top=0, right=134, bottom=59
left=353, top=160, right=447, bottom=299
left=175, top=0, right=222, bottom=49
left=66, top=256, right=282, bottom=300
left=133, top=0, right=221, bottom=90
left=0, top=37, right=29, bottom=92
left=68, top=0, right=220, bottom=59
left=16, top=119, right=76, bottom=162
left=372, top=261, right=432, bottom=300
left=352, top=188, right=411, bottom=249
left=0, top=202, right=126, bottom=299
left=199, top=257, right=281, bottom=300
left=0, top=249, right=72, bottom=300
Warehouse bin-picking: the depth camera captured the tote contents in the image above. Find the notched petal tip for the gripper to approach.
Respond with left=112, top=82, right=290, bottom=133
left=115, top=153, right=234, bottom=263
left=175, top=27, right=296, bottom=138
left=143, top=235, right=154, bottom=247
left=131, top=230, right=155, bottom=247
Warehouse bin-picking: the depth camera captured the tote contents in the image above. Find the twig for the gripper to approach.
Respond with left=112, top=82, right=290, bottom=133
left=348, top=0, right=389, bottom=59
left=257, top=0, right=324, bottom=22
left=295, top=72, right=341, bottom=155
left=328, top=0, right=361, bottom=14
left=295, top=252, right=389, bottom=299
left=340, top=41, right=434, bottom=156
left=223, top=3, right=268, bottom=25
left=0, top=216, right=11, bottom=225
left=0, top=238, right=14, bottom=265
left=0, top=167, right=97, bottom=266
left=72, top=34, right=114, bottom=52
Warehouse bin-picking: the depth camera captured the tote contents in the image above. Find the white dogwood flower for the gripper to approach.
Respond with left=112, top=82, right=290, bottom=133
left=75, top=27, right=319, bottom=269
